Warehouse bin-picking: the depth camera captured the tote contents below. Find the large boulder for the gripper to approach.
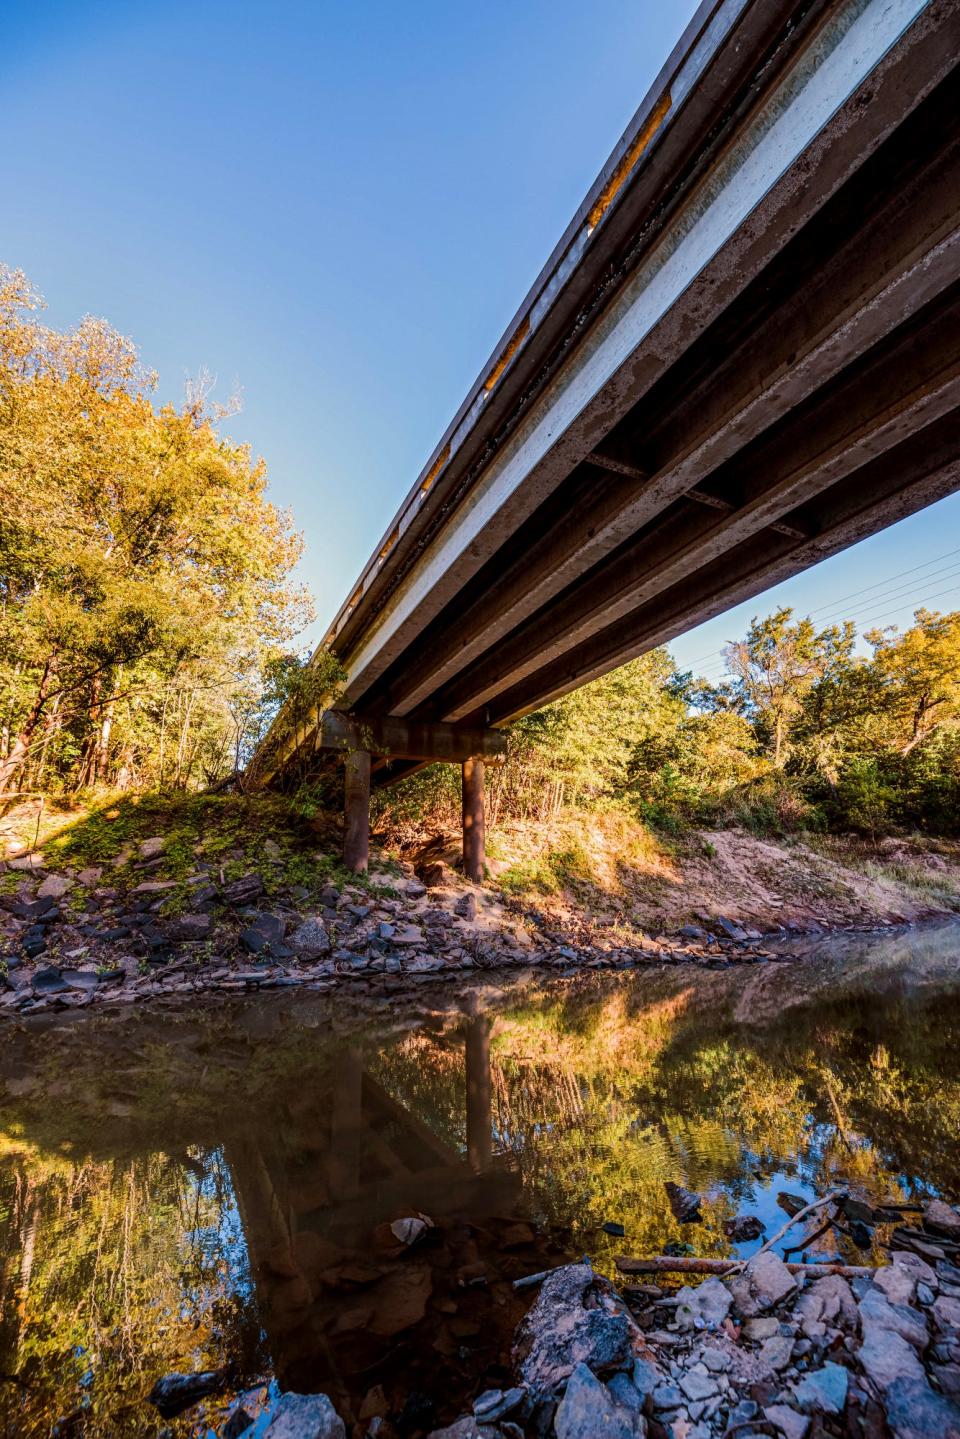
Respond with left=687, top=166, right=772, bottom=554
left=513, top=1264, right=641, bottom=1393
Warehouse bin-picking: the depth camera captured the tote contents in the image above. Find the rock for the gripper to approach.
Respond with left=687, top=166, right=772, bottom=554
left=925, top=1202, right=960, bottom=1243
left=139, top=837, right=165, bottom=861
left=263, top=1391, right=345, bottom=1438
left=884, top=1376, right=960, bottom=1439
left=400, top=877, right=427, bottom=898
left=933, top=1296, right=960, bottom=1332
left=61, top=969, right=100, bottom=991
left=455, top=893, right=478, bottom=922
left=222, top=1406, right=255, bottom=1438
left=239, top=928, right=267, bottom=954
left=714, top=916, right=747, bottom=941
left=76, top=866, right=102, bottom=887
left=417, top=861, right=447, bottom=888
left=743, top=1317, right=780, bottom=1342
left=608, top=1373, right=643, bottom=1413
left=555, top=1364, right=645, bottom=1439
left=891, top=1251, right=939, bottom=1288
left=388, top=923, right=423, bottom=946
left=679, top=1372, right=717, bottom=1402
left=860, top=1288, right=928, bottom=1350
left=9, top=853, right=44, bottom=871
left=876, top=1263, right=921, bottom=1307
left=427, top=1421, right=499, bottom=1439
left=858, top=1326, right=926, bottom=1393
left=807, top=1273, right=858, bottom=1328
left=31, top=965, right=67, bottom=993
left=676, top=1277, right=733, bottom=1330
left=246, top=912, right=286, bottom=945
left=652, top=1383, right=684, bottom=1411
left=792, top=1362, right=848, bottom=1415
left=166, top=914, right=213, bottom=942
left=513, top=1263, right=640, bottom=1391
left=288, top=918, right=331, bottom=959
left=632, top=1359, right=661, bottom=1401
left=747, top=1250, right=797, bottom=1309
left=148, top=1369, right=227, bottom=1418
left=222, top=874, right=264, bottom=906
left=473, top=1387, right=524, bottom=1422
left=37, top=873, right=72, bottom=899
left=723, top=1215, right=765, bottom=1242
left=759, top=1334, right=795, bottom=1371
left=764, top=1404, right=810, bottom=1439
left=133, top=879, right=178, bottom=894
left=665, top=1182, right=702, bottom=1223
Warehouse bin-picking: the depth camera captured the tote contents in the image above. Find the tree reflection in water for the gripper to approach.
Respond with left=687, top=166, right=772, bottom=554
left=1, top=919, right=958, bottom=1435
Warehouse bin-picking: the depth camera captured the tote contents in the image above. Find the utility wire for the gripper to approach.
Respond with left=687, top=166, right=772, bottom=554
left=682, top=547, right=960, bottom=671
left=691, top=582, right=960, bottom=681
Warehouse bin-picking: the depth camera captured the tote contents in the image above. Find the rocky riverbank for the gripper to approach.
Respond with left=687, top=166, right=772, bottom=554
left=156, top=1192, right=960, bottom=1439
left=0, top=829, right=936, bottom=1020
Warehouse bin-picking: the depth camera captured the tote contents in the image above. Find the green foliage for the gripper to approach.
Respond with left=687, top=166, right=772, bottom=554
left=376, top=604, right=960, bottom=848
left=0, top=267, right=313, bottom=797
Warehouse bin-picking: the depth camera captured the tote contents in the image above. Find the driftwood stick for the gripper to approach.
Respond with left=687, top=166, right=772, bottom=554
left=616, top=1255, right=875, bottom=1279
left=747, top=1189, right=847, bottom=1267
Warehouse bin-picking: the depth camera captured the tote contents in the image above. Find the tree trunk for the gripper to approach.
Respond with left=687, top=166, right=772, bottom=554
left=0, top=655, right=59, bottom=795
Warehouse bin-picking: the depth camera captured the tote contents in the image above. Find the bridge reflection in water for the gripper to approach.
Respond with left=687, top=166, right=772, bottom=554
left=2, top=930, right=960, bottom=1434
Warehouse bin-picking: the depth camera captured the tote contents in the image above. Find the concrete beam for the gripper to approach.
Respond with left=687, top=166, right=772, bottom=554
left=381, top=113, right=960, bottom=717
left=483, top=423, right=960, bottom=722
left=437, top=324, right=960, bottom=721
left=338, top=0, right=949, bottom=709
left=318, top=711, right=506, bottom=764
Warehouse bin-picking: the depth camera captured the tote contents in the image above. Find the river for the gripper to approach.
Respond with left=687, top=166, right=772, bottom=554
left=1, top=919, right=958, bottom=1436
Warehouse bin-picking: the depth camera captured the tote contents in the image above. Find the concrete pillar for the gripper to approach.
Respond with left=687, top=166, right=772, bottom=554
left=328, top=1046, right=363, bottom=1202
left=461, top=755, right=485, bottom=883
left=343, top=749, right=371, bottom=873
left=465, top=1014, right=492, bottom=1173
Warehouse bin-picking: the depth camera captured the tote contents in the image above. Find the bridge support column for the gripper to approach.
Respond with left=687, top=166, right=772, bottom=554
left=343, top=748, right=371, bottom=873
left=465, top=1013, right=492, bottom=1173
left=461, top=755, right=485, bottom=883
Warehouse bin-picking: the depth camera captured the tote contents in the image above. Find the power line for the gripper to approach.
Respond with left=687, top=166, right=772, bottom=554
left=682, top=546, right=960, bottom=670
left=690, top=583, right=960, bottom=681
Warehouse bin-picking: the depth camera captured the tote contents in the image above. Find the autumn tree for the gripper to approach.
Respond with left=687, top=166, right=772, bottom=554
left=0, top=267, right=312, bottom=793
left=722, top=607, right=856, bottom=768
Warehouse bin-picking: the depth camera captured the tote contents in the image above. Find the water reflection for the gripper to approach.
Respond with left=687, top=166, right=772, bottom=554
left=1, top=920, right=959, bottom=1435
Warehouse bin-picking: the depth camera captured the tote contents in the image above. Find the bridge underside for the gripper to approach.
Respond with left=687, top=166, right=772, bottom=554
left=351, top=65, right=960, bottom=732
left=253, top=0, right=960, bottom=874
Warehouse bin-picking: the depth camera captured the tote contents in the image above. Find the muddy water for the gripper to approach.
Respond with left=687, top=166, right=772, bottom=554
left=1, top=921, right=959, bottom=1437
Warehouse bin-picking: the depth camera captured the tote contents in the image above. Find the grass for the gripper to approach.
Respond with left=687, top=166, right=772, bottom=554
left=494, top=806, right=678, bottom=901
left=5, top=789, right=405, bottom=909
left=857, top=858, right=960, bottom=909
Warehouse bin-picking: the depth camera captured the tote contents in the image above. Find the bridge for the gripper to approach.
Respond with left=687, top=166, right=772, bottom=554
left=250, top=0, right=960, bottom=876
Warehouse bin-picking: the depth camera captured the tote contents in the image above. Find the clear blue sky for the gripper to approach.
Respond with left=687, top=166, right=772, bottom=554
left=7, top=0, right=960, bottom=682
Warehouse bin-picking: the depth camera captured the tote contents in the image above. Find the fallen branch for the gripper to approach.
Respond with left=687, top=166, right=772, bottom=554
left=617, top=1255, right=875, bottom=1279
left=746, top=1189, right=846, bottom=1267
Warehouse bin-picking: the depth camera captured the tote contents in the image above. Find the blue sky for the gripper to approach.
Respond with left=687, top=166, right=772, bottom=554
left=6, top=0, right=960, bottom=682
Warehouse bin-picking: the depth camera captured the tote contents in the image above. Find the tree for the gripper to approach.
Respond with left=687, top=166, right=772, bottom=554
left=0, top=267, right=313, bottom=793
left=722, top=607, right=855, bottom=767
left=865, top=609, right=960, bottom=756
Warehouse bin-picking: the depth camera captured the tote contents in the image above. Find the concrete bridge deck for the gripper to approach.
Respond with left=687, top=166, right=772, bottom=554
left=251, top=0, right=960, bottom=874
